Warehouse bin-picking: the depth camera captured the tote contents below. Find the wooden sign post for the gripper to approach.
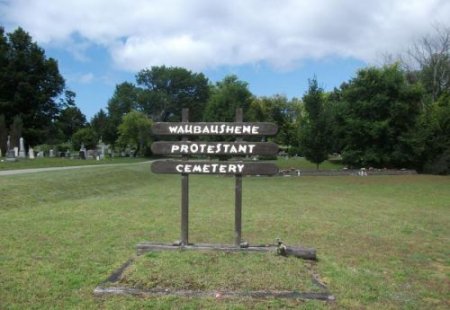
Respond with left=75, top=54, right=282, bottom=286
left=151, top=108, right=278, bottom=246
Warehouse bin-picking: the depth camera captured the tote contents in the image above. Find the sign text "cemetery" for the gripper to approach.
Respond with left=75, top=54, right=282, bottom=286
left=152, top=122, right=278, bottom=136
left=151, top=141, right=278, bottom=156
left=151, top=161, right=279, bottom=176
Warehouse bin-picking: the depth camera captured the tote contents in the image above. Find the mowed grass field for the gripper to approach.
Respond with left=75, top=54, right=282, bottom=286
left=0, top=162, right=449, bottom=309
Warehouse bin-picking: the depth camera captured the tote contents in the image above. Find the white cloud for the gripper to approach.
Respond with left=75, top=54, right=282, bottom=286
left=1, top=0, right=449, bottom=71
left=79, top=72, right=95, bottom=84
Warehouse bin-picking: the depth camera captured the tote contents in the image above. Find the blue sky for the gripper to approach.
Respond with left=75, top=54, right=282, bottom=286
left=1, top=0, right=449, bottom=120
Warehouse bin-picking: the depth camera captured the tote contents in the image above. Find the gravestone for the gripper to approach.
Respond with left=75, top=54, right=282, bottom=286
left=28, top=147, right=35, bottom=159
left=19, top=137, right=26, bottom=158
left=13, top=147, right=18, bottom=158
left=79, top=143, right=87, bottom=160
left=37, top=151, right=44, bottom=158
left=5, top=136, right=17, bottom=162
left=49, top=149, right=55, bottom=157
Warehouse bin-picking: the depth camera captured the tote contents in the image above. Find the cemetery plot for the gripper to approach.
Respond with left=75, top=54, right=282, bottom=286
left=95, top=251, right=332, bottom=300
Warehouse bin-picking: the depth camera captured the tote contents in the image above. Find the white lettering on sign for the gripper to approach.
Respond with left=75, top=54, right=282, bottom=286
left=169, top=143, right=256, bottom=154
left=175, top=163, right=245, bottom=174
left=167, top=124, right=260, bottom=135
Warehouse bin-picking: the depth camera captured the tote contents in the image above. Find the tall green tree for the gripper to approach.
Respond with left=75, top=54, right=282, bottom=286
left=0, top=27, right=65, bottom=146
left=72, top=127, right=98, bottom=150
left=298, top=78, right=332, bottom=169
left=56, top=106, right=87, bottom=141
left=90, top=109, right=108, bottom=141
left=335, top=65, right=423, bottom=168
left=105, top=82, right=140, bottom=145
left=117, top=111, right=153, bottom=156
left=0, top=114, right=7, bottom=155
left=203, top=75, right=252, bottom=122
left=248, top=95, right=300, bottom=146
left=411, top=92, right=450, bottom=174
left=136, top=66, right=209, bottom=121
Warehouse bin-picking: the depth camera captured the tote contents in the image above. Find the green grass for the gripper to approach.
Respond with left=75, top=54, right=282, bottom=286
left=0, top=163, right=449, bottom=309
left=121, top=251, right=321, bottom=292
left=275, top=157, right=344, bottom=170
left=0, top=156, right=148, bottom=171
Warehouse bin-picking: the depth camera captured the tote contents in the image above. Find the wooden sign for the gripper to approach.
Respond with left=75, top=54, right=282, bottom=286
left=152, top=122, right=278, bottom=136
left=151, top=141, right=278, bottom=156
left=151, top=160, right=279, bottom=176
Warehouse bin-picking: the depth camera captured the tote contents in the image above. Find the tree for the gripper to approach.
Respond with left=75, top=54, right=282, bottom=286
left=405, top=24, right=450, bottom=103
left=9, top=115, right=23, bottom=149
left=90, top=109, right=108, bottom=141
left=0, top=114, right=7, bottom=155
left=203, top=75, right=252, bottom=122
left=117, top=111, right=153, bottom=157
left=298, top=78, right=332, bottom=169
left=412, top=92, right=450, bottom=174
left=136, top=66, right=209, bottom=121
left=105, top=82, right=140, bottom=145
left=0, top=27, right=65, bottom=146
left=72, top=127, right=98, bottom=150
left=248, top=95, right=301, bottom=147
left=335, top=65, right=423, bottom=168
left=56, top=106, right=87, bottom=141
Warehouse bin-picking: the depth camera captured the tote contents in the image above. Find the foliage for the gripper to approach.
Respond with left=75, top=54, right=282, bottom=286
left=90, top=109, right=108, bottom=141
left=117, top=110, right=153, bottom=156
left=248, top=95, right=301, bottom=146
left=0, top=27, right=65, bottom=146
left=298, top=78, right=332, bottom=169
left=413, top=92, right=450, bottom=174
left=8, top=115, right=23, bottom=149
left=0, top=114, right=6, bottom=154
left=203, top=75, right=252, bottom=122
left=334, top=65, right=423, bottom=168
left=136, top=66, right=209, bottom=122
left=104, top=82, right=140, bottom=145
left=405, top=24, right=450, bottom=102
left=71, top=127, right=98, bottom=150
left=56, top=106, right=87, bottom=141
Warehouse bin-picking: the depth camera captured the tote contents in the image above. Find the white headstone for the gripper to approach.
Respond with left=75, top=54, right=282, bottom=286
left=49, top=149, right=55, bottom=157
left=19, top=137, right=26, bottom=158
left=13, top=147, right=19, bottom=157
left=29, top=147, right=35, bottom=159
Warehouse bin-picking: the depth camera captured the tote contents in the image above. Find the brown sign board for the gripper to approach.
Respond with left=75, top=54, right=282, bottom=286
left=152, top=122, right=278, bottom=136
left=151, top=141, right=278, bottom=156
left=151, top=160, right=279, bottom=176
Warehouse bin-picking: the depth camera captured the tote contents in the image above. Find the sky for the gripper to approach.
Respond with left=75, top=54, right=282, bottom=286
left=1, top=0, right=449, bottom=120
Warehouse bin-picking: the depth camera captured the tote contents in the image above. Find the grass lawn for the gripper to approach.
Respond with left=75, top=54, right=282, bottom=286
left=0, top=162, right=449, bottom=309
left=0, top=156, right=148, bottom=171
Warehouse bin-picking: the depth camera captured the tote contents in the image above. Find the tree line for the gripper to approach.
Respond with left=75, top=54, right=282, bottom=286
left=1, top=26, right=449, bottom=174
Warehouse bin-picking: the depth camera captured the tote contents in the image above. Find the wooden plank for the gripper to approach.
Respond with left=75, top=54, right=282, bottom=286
left=151, top=141, right=278, bottom=156
left=152, top=122, right=278, bottom=136
left=135, top=242, right=317, bottom=260
left=180, top=108, right=189, bottom=246
left=151, top=160, right=279, bottom=176
left=235, top=108, right=243, bottom=247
